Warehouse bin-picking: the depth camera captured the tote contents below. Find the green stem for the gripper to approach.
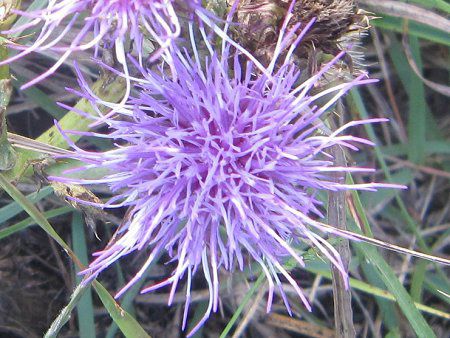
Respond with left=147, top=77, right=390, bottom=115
left=0, top=28, right=15, bottom=170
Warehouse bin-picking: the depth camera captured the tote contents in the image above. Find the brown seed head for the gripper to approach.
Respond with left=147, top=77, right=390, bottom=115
left=232, top=0, right=368, bottom=73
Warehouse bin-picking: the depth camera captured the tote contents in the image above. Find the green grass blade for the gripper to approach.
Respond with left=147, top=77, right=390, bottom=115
left=360, top=260, right=400, bottom=332
left=403, top=36, right=427, bottom=300
left=187, top=302, right=209, bottom=338
left=425, top=273, right=450, bottom=305
left=348, top=182, right=436, bottom=338
left=219, top=273, right=265, bottom=338
left=304, top=261, right=450, bottom=320
left=72, top=212, right=96, bottom=338
left=0, top=177, right=93, bottom=338
left=385, top=33, right=444, bottom=144
left=0, top=185, right=53, bottom=223
left=93, top=281, right=152, bottom=338
left=372, top=16, right=450, bottom=46
left=347, top=89, right=448, bottom=336
left=44, top=283, right=91, bottom=338
left=349, top=89, right=450, bottom=287
left=0, top=173, right=74, bottom=255
left=406, top=36, right=426, bottom=164
left=106, top=253, right=161, bottom=338
left=11, top=0, right=48, bottom=33
left=348, top=90, right=431, bottom=246
left=410, top=261, right=427, bottom=302
left=404, top=0, right=450, bottom=13
left=348, top=227, right=437, bottom=337
left=380, top=141, right=450, bottom=157
left=0, top=206, right=71, bottom=240
left=0, top=174, right=150, bottom=337
left=13, top=75, right=66, bottom=119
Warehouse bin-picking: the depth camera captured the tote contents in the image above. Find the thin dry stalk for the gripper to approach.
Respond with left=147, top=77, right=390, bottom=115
left=328, top=117, right=355, bottom=338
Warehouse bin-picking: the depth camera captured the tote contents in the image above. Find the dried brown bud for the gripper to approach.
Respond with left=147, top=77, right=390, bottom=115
left=231, top=0, right=286, bottom=66
left=289, top=0, right=358, bottom=57
left=231, top=0, right=369, bottom=74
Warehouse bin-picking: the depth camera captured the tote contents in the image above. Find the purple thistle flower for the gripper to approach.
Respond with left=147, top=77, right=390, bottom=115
left=1, top=0, right=208, bottom=89
left=50, top=16, right=403, bottom=336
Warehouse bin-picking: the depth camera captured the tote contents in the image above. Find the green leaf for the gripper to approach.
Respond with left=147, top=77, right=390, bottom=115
left=403, top=0, right=450, bottom=13
left=11, top=0, right=47, bottom=34
left=0, top=206, right=71, bottom=240
left=359, top=170, right=413, bottom=208
left=72, top=212, right=96, bottom=338
left=0, top=173, right=75, bottom=255
left=44, top=283, right=91, bottom=338
left=219, top=273, right=265, bottom=338
left=349, top=89, right=450, bottom=287
left=373, top=16, right=450, bottom=46
left=106, top=253, right=161, bottom=338
left=93, top=282, right=152, bottom=338
left=379, top=141, right=450, bottom=157
left=0, top=185, right=53, bottom=223
left=304, top=260, right=449, bottom=320
left=348, top=180, right=436, bottom=338
left=406, top=36, right=427, bottom=164
left=13, top=74, right=66, bottom=119
left=0, top=47, right=15, bottom=170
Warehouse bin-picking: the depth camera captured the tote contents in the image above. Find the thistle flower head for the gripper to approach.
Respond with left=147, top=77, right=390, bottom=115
left=50, top=15, right=400, bottom=336
left=2, top=0, right=205, bottom=88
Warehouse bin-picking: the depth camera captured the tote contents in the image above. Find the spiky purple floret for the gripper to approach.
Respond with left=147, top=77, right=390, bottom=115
left=2, top=0, right=207, bottom=88
left=50, top=18, right=402, bottom=336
